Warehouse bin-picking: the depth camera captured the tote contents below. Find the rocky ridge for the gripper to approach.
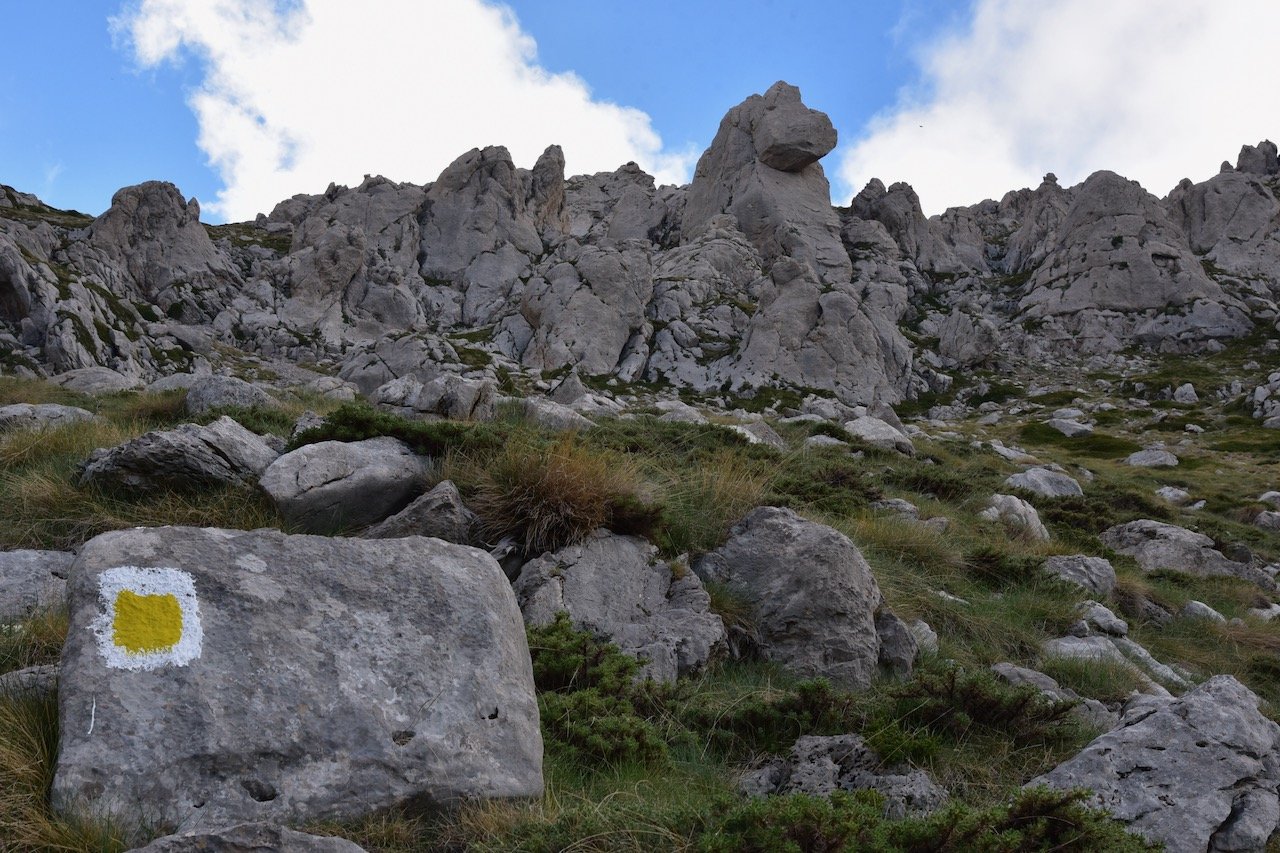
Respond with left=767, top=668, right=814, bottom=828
left=3, top=85, right=1278, bottom=420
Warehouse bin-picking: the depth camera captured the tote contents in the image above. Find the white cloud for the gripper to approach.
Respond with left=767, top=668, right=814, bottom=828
left=112, top=0, right=695, bottom=221
left=838, top=0, right=1280, bottom=214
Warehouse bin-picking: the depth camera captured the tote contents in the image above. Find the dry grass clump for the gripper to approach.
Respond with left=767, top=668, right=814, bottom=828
left=0, top=693, right=142, bottom=851
left=1, top=608, right=68, bottom=675
left=655, top=451, right=768, bottom=557
left=459, top=433, right=660, bottom=556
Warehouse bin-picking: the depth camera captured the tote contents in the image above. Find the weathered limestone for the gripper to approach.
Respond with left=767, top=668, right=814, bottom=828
left=1034, top=676, right=1280, bottom=853
left=53, top=526, right=543, bottom=832
left=259, top=437, right=428, bottom=533
left=79, top=416, right=278, bottom=495
left=514, top=530, right=726, bottom=682
left=695, top=507, right=903, bottom=688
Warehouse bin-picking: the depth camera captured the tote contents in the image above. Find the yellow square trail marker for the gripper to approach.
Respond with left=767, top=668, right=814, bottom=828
left=93, top=566, right=204, bottom=670
left=112, top=590, right=183, bottom=653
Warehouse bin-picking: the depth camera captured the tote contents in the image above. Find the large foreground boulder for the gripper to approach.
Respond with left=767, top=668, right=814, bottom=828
left=259, top=437, right=428, bottom=532
left=53, top=526, right=542, bottom=832
left=695, top=507, right=904, bottom=688
left=78, top=416, right=279, bottom=495
left=1033, top=676, right=1280, bottom=852
left=514, top=530, right=726, bottom=682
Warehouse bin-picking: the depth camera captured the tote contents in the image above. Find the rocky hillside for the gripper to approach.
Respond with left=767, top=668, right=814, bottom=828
left=0, top=82, right=1279, bottom=852
left=3, top=82, right=1278, bottom=414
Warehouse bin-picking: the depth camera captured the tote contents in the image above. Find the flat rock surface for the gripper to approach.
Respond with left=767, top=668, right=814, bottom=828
left=1034, top=676, right=1280, bottom=853
left=129, top=822, right=367, bottom=852
left=53, top=526, right=542, bottom=832
left=0, top=548, right=74, bottom=621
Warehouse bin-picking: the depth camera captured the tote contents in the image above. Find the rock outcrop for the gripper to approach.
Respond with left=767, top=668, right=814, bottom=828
left=695, top=507, right=910, bottom=688
left=53, top=526, right=542, bottom=832
left=1034, top=676, right=1280, bottom=852
left=514, top=530, right=726, bottom=682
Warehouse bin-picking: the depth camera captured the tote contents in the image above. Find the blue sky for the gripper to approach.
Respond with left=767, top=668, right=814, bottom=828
left=4, top=1, right=1278, bottom=222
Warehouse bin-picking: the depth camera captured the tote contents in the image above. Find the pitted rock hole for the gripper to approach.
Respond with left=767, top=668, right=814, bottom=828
left=240, top=778, right=278, bottom=802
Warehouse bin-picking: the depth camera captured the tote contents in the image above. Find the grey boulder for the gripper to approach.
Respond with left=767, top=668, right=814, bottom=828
left=79, top=416, right=279, bottom=495
left=1100, top=519, right=1275, bottom=590
left=514, top=530, right=726, bottom=682
left=1042, top=555, right=1116, bottom=597
left=259, top=437, right=428, bottom=533
left=1126, top=448, right=1179, bottom=468
left=361, top=480, right=476, bottom=544
left=370, top=375, right=496, bottom=422
left=1033, top=676, right=1280, bottom=853
left=695, top=507, right=899, bottom=688
left=0, top=548, right=73, bottom=621
left=0, top=403, right=101, bottom=432
left=51, top=367, right=141, bottom=394
left=843, top=416, right=914, bottom=455
left=1004, top=467, right=1084, bottom=498
left=53, top=526, right=542, bottom=833
left=740, top=734, right=946, bottom=819
left=184, top=375, right=276, bottom=416
left=1045, top=418, right=1094, bottom=437
left=979, top=494, right=1051, bottom=541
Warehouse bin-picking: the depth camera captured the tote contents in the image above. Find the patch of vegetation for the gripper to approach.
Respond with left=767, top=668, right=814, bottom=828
left=529, top=615, right=669, bottom=767
left=765, top=451, right=882, bottom=517
left=458, top=433, right=661, bottom=554
left=1017, top=422, right=1142, bottom=457
left=967, top=382, right=1022, bottom=407
left=1037, top=657, right=1146, bottom=705
left=0, top=608, right=66, bottom=676
left=288, top=401, right=507, bottom=457
left=0, top=691, right=146, bottom=850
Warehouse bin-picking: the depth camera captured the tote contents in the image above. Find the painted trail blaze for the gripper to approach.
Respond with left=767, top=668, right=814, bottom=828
left=93, top=566, right=204, bottom=670
left=112, top=589, right=183, bottom=653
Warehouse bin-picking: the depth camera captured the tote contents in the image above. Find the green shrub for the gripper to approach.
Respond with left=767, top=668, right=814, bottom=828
left=963, top=545, right=1043, bottom=586
left=698, top=787, right=1155, bottom=853
left=288, top=401, right=504, bottom=457
left=766, top=454, right=882, bottom=517
left=194, top=404, right=297, bottom=437
left=539, top=689, right=669, bottom=767
left=528, top=615, right=668, bottom=767
left=676, top=678, right=865, bottom=758
left=698, top=790, right=888, bottom=853
left=528, top=613, right=642, bottom=697
left=885, top=663, right=1077, bottom=746
left=884, top=461, right=986, bottom=501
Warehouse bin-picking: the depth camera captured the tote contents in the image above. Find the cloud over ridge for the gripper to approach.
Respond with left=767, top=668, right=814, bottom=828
left=838, top=0, right=1280, bottom=214
left=115, top=0, right=694, bottom=221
